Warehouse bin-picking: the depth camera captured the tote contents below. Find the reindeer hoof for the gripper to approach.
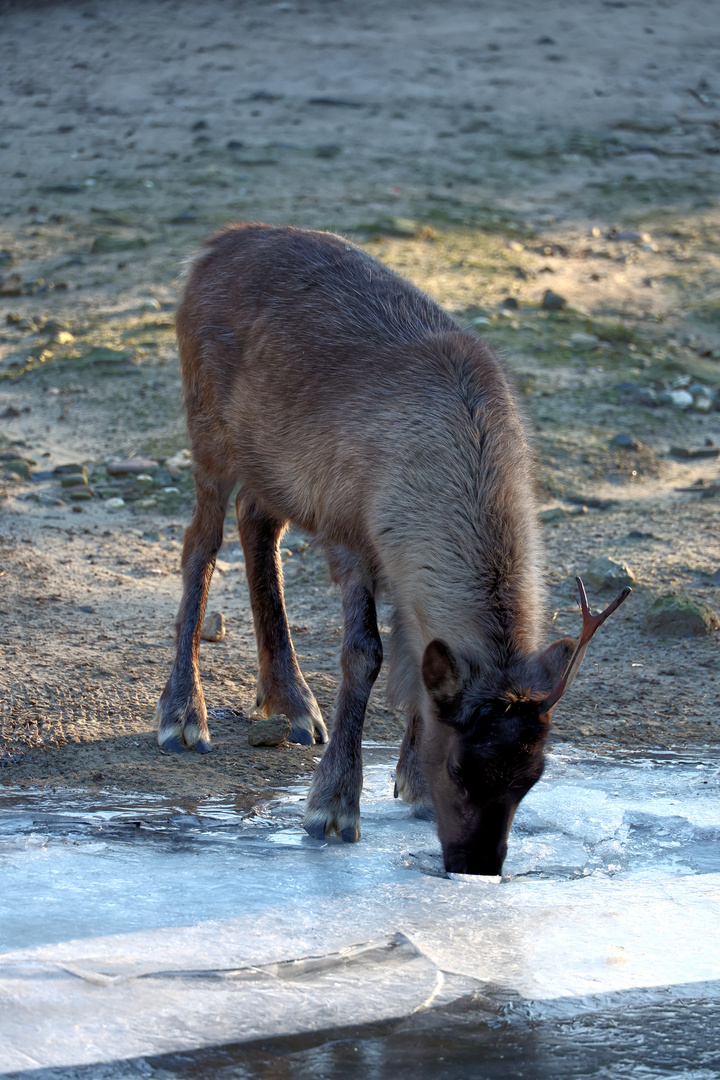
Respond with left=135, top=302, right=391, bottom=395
left=193, top=738, right=212, bottom=754
left=341, top=825, right=360, bottom=843
left=304, top=821, right=328, bottom=841
left=290, top=726, right=315, bottom=746
left=160, top=736, right=183, bottom=755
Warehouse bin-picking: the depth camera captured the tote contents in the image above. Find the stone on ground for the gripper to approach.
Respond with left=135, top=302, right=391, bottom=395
left=645, top=594, right=720, bottom=636
left=200, top=611, right=226, bottom=642
left=248, top=714, right=292, bottom=747
left=585, top=556, right=637, bottom=590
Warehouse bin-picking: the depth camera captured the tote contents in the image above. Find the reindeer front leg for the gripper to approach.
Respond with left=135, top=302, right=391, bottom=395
left=304, top=566, right=382, bottom=843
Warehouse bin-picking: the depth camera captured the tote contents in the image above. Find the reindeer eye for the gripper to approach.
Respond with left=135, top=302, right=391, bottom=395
left=447, top=759, right=464, bottom=787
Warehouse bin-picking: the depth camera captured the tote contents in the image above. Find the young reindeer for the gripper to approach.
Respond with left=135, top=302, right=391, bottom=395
left=155, top=223, right=630, bottom=875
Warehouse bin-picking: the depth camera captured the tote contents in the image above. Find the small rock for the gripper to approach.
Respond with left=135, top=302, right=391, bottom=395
left=616, top=382, right=658, bottom=407
left=694, top=395, right=713, bottom=413
left=91, top=234, right=148, bottom=254
left=60, top=471, right=88, bottom=487
left=2, top=458, right=32, bottom=479
left=645, top=594, right=719, bottom=636
left=539, top=507, right=568, bottom=523
left=541, top=289, right=567, bottom=311
left=169, top=210, right=198, bottom=224
left=0, top=405, right=22, bottom=419
left=165, top=450, right=193, bottom=474
left=501, top=296, right=519, bottom=310
left=611, top=433, right=640, bottom=450
left=248, top=714, right=292, bottom=747
left=133, top=496, right=157, bottom=509
left=569, top=331, right=599, bottom=346
left=105, top=497, right=125, bottom=510
left=54, top=463, right=85, bottom=474
left=662, top=389, right=694, bottom=410
left=43, top=318, right=70, bottom=334
left=141, top=297, right=161, bottom=311
left=608, top=229, right=652, bottom=244
left=69, top=487, right=93, bottom=500
left=200, top=611, right=226, bottom=642
left=107, top=456, right=159, bottom=476
left=585, top=556, right=636, bottom=590
left=669, top=445, right=719, bottom=460
left=627, top=529, right=655, bottom=541
left=314, top=143, right=342, bottom=158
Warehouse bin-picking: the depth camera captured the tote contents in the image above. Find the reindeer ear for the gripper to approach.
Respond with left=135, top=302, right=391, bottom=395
left=422, top=639, right=462, bottom=715
left=535, top=637, right=576, bottom=689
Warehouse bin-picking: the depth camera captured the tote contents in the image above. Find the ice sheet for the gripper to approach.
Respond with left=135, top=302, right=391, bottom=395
left=1, top=746, right=720, bottom=1073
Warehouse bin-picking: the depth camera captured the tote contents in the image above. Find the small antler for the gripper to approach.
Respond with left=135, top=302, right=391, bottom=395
left=539, top=576, right=631, bottom=714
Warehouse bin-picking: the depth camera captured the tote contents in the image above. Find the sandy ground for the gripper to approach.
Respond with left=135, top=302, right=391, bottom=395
left=0, top=0, right=719, bottom=804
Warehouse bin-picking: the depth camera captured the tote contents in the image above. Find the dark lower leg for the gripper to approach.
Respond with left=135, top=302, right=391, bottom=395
left=156, top=478, right=231, bottom=752
left=395, top=713, right=433, bottom=816
left=237, top=489, right=326, bottom=745
left=304, top=580, right=382, bottom=842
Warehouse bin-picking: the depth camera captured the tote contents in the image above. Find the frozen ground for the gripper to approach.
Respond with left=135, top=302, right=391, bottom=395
left=1, top=746, right=720, bottom=1076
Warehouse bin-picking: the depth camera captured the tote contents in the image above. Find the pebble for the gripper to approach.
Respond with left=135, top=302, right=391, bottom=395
left=248, top=714, right=292, bottom=747
left=165, top=450, right=193, bottom=474
left=141, top=297, right=161, bottom=311
left=60, top=471, right=87, bottom=487
left=538, top=505, right=587, bottom=522
left=662, top=389, right=693, bottom=410
left=105, top=497, right=125, bottom=510
left=607, top=229, right=652, bottom=244
left=611, top=433, right=640, bottom=450
left=134, top=496, right=157, bottom=509
left=616, top=383, right=657, bottom=407
left=694, top=395, right=713, bottom=413
left=541, top=289, right=567, bottom=311
left=585, top=556, right=636, bottom=590
left=107, top=456, right=159, bottom=476
left=569, top=331, right=599, bottom=346
left=539, top=507, right=568, bottom=523
left=645, top=594, right=719, bottom=636
left=669, top=445, right=719, bottom=460
left=3, top=459, right=32, bottom=479
left=200, top=611, right=226, bottom=642
left=54, top=463, right=85, bottom=474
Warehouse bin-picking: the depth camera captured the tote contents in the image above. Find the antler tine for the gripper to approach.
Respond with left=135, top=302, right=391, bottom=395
left=539, top=576, right=631, bottom=714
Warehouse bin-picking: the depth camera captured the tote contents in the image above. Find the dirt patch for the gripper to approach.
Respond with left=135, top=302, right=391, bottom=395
left=1, top=0, right=719, bottom=804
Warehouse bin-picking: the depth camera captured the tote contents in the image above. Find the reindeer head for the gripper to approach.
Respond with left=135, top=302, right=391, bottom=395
left=420, top=578, right=630, bottom=876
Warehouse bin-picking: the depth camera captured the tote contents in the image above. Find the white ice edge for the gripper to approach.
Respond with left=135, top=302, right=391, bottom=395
left=1, top=746, right=720, bottom=1072
left=448, top=873, right=502, bottom=883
